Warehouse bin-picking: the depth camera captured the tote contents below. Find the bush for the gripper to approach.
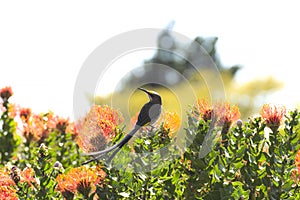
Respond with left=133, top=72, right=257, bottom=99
left=0, top=86, right=299, bottom=199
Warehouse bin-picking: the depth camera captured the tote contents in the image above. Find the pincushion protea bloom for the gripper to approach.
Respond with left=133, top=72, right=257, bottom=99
left=0, top=169, right=16, bottom=187
left=163, top=111, right=181, bottom=138
left=19, top=108, right=32, bottom=122
left=8, top=166, right=36, bottom=187
left=292, top=150, right=300, bottom=183
left=0, top=86, right=13, bottom=102
left=193, top=99, right=240, bottom=134
left=55, top=117, right=70, bottom=133
left=296, top=150, right=300, bottom=177
left=216, top=102, right=240, bottom=126
left=19, top=110, right=49, bottom=143
left=20, top=167, right=36, bottom=186
left=56, top=165, right=106, bottom=199
left=95, top=105, right=123, bottom=138
left=193, top=98, right=213, bottom=122
left=0, top=169, right=18, bottom=200
left=215, top=102, right=240, bottom=135
left=56, top=174, right=76, bottom=200
left=260, top=104, right=286, bottom=132
left=76, top=105, right=123, bottom=153
left=18, top=108, right=75, bottom=143
left=0, top=186, right=18, bottom=200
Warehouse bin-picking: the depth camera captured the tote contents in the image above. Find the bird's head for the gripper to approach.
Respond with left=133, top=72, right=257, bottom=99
left=138, top=88, right=162, bottom=105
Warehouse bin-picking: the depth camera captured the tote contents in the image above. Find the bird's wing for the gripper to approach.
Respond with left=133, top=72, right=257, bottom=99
left=136, top=102, right=152, bottom=126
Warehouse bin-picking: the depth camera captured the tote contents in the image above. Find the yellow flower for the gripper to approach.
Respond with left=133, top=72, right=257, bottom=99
left=163, top=111, right=181, bottom=138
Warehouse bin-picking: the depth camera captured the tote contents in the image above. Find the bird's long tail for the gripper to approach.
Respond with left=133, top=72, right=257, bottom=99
left=82, top=125, right=140, bottom=165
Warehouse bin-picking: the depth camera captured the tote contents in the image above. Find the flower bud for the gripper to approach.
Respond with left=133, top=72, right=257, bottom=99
left=9, top=166, right=21, bottom=184
left=38, top=143, right=48, bottom=158
left=0, top=86, right=13, bottom=102
left=236, top=119, right=243, bottom=129
left=54, top=161, right=64, bottom=172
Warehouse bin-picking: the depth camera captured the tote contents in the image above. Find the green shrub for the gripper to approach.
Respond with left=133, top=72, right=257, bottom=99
left=1, top=87, right=299, bottom=199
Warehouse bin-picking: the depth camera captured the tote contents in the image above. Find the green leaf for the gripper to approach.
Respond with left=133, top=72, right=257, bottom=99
left=231, top=181, right=244, bottom=187
left=234, top=161, right=244, bottom=169
left=119, top=192, right=130, bottom=198
left=171, top=170, right=181, bottom=184
left=236, top=145, right=246, bottom=157
left=258, top=152, right=267, bottom=163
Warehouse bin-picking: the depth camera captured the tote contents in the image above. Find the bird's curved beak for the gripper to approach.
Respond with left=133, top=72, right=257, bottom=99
left=138, top=87, right=149, bottom=94
left=138, top=87, right=153, bottom=100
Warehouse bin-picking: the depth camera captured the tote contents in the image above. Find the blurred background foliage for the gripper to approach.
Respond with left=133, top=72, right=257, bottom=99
left=95, top=24, right=282, bottom=124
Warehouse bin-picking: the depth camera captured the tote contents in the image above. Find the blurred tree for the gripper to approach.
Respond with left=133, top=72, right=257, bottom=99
left=126, top=22, right=241, bottom=88
left=95, top=23, right=281, bottom=121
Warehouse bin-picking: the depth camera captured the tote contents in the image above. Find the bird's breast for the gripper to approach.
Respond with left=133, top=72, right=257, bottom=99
left=148, top=104, right=162, bottom=125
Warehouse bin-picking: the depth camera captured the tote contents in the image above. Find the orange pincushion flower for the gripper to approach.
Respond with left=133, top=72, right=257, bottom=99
left=76, top=110, right=105, bottom=153
left=0, top=169, right=17, bottom=200
left=213, top=102, right=240, bottom=135
left=217, top=102, right=240, bottom=125
left=43, top=111, right=57, bottom=130
left=163, top=111, right=181, bottom=138
left=76, top=105, right=123, bottom=153
left=0, top=86, right=13, bottom=101
left=19, top=108, right=32, bottom=122
left=193, top=99, right=240, bottom=131
left=8, top=166, right=36, bottom=187
left=260, top=104, right=286, bottom=132
left=56, top=173, right=77, bottom=194
left=94, top=105, right=123, bottom=138
left=66, top=121, right=77, bottom=136
left=20, top=167, right=36, bottom=186
left=296, top=150, right=300, bottom=177
left=0, top=186, right=18, bottom=200
left=45, top=113, right=75, bottom=134
left=56, top=165, right=106, bottom=198
left=0, top=169, right=16, bottom=187
left=292, top=150, right=300, bottom=183
left=193, top=98, right=213, bottom=121
left=18, top=108, right=74, bottom=143
left=21, top=113, right=47, bottom=143
left=55, top=118, right=70, bottom=133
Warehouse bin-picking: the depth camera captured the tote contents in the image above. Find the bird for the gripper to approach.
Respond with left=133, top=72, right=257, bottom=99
left=82, top=88, right=162, bottom=165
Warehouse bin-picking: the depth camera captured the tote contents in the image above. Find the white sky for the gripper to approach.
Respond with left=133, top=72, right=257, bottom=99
left=1, top=1, right=299, bottom=118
